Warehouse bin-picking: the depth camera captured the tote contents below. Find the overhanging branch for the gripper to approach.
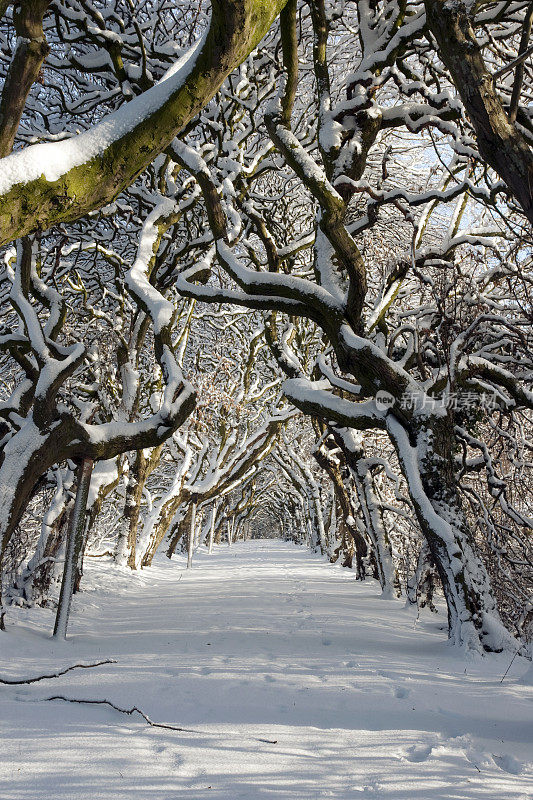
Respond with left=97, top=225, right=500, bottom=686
left=0, top=0, right=289, bottom=245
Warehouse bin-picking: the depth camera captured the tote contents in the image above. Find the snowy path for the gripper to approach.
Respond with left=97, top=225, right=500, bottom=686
left=1, top=541, right=532, bottom=800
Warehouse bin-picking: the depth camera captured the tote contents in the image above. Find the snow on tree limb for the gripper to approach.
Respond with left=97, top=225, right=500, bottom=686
left=0, top=0, right=289, bottom=245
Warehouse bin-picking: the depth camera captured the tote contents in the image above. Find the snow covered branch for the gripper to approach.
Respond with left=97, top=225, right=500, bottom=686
left=0, top=0, right=290, bottom=244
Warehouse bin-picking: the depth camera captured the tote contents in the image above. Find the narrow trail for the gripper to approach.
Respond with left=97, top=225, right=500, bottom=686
left=1, top=541, right=531, bottom=799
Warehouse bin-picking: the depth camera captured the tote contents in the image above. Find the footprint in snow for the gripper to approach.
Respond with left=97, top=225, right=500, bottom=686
left=171, top=753, right=183, bottom=770
left=404, top=743, right=433, bottom=762
left=491, top=753, right=524, bottom=774
left=376, top=669, right=397, bottom=680
left=166, top=668, right=181, bottom=677
left=393, top=685, right=410, bottom=699
left=356, top=778, right=384, bottom=796
left=151, top=743, right=184, bottom=770
left=464, top=747, right=493, bottom=771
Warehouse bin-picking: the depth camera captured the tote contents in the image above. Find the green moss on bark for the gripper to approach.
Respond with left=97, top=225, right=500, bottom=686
left=0, top=0, right=289, bottom=245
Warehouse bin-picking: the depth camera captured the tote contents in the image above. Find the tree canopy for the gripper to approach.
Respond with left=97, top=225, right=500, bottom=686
left=0, top=0, right=531, bottom=654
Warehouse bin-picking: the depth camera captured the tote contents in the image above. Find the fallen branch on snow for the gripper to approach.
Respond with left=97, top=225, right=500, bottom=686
left=43, top=695, right=278, bottom=743
left=45, top=695, right=198, bottom=732
left=0, top=659, right=117, bottom=685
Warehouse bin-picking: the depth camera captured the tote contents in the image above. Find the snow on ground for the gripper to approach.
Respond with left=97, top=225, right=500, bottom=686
left=1, top=540, right=532, bottom=800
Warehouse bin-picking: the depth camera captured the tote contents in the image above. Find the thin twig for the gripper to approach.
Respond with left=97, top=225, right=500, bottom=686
left=0, top=659, right=117, bottom=685
left=500, top=648, right=521, bottom=683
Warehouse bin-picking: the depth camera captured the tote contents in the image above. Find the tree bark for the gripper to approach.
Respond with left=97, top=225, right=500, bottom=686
left=332, top=428, right=399, bottom=597
left=313, top=440, right=369, bottom=579
left=425, top=0, right=533, bottom=224
left=166, top=503, right=194, bottom=559
left=115, top=451, right=148, bottom=568
left=0, top=0, right=51, bottom=157
left=12, top=469, right=74, bottom=607
left=388, top=416, right=515, bottom=652
left=208, top=503, right=217, bottom=553
left=0, top=0, right=290, bottom=244
left=53, top=458, right=94, bottom=639
left=187, top=501, right=197, bottom=568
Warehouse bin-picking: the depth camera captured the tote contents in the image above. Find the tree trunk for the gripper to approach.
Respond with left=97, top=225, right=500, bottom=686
left=0, top=0, right=51, bottom=157
left=388, top=416, right=515, bottom=653
left=0, top=421, right=71, bottom=630
left=334, top=429, right=399, bottom=597
left=314, top=440, right=369, bottom=579
left=424, top=0, right=533, bottom=224
left=53, top=458, right=94, bottom=639
left=75, top=460, right=120, bottom=593
left=11, top=468, right=75, bottom=607
left=187, top=501, right=197, bottom=569
left=166, top=503, right=193, bottom=559
left=115, top=451, right=147, bottom=568
left=208, top=503, right=217, bottom=553
left=141, top=503, right=183, bottom=567
left=408, top=542, right=439, bottom=613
